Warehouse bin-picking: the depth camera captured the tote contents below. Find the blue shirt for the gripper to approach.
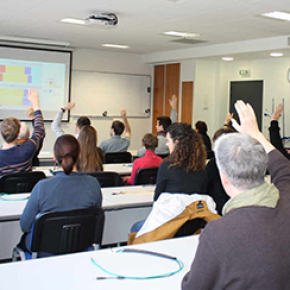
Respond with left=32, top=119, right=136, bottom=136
left=99, top=135, right=130, bottom=153
left=20, top=171, right=102, bottom=233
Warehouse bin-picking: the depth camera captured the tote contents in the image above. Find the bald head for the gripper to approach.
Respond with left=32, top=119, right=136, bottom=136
left=18, top=122, right=30, bottom=139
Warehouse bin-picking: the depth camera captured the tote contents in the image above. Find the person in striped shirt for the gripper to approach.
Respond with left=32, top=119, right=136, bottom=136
left=0, top=89, right=45, bottom=174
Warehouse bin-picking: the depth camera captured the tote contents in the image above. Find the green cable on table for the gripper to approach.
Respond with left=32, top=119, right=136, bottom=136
left=91, top=248, right=184, bottom=280
left=0, top=193, right=29, bottom=201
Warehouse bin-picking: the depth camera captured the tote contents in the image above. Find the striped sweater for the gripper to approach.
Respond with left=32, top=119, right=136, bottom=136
left=0, top=110, right=45, bottom=174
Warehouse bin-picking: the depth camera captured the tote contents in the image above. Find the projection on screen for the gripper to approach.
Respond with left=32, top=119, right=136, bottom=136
left=0, top=46, right=71, bottom=121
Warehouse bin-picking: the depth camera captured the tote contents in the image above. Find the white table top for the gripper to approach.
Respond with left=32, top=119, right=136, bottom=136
left=0, top=235, right=199, bottom=290
left=0, top=186, right=154, bottom=221
left=33, top=163, right=133, bottom=177
left=39, top=150, right=138, bottom=159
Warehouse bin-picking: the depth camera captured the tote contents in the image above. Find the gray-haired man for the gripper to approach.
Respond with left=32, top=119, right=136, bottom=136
left=182, top=101, right=290, bottom=290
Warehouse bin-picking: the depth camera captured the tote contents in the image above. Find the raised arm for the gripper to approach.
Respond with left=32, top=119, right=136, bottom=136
left=231, top=101, right=275, bottom=154
left=28, top=89, right=45, bottom=148
left=169, top=94, right=177, bottom=123
left=51, top=102, right=75, bottom=137
left=269, top=104, right=290, bottom=160
left=121, top=108, right=132, bottom=138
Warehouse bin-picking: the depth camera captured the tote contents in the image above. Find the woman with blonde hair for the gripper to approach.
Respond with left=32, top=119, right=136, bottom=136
left=77, top=125, right=104, bottom=172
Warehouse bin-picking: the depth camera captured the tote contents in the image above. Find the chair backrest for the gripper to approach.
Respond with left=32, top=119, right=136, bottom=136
left=30, top=207, right=104, bottom=255
left=105, top=152, right=132, bottom=164
left=84, top=172, right=121, bottom=187
left=157, top=154, right=169, bottom=159
left=0, top=171, right=46, bottom=193
left=134, top=167, right=159, bottom=185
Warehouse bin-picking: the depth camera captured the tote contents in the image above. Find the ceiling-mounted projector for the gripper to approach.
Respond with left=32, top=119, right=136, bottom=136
left=85, top=13, right=118, bottom=26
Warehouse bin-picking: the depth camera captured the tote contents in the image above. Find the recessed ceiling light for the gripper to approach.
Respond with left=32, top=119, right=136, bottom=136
left=261, top=11, right=290, bottom=21
left=222, top=57, right=234, bottom=61
left=270, top=52, right=284, bottom=57
left=102, top=44, right=130, bottom=49
left=61, top=18, right=86, bottom=25
left=164, top=31, right=199, bottom=38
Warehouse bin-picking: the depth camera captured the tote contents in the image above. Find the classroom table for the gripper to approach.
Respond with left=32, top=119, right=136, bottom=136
left=0, top=185, right=154, bottom=261
left=33, top=163, right=133, bottom=177
left=0, top=235, right=199, bottom=290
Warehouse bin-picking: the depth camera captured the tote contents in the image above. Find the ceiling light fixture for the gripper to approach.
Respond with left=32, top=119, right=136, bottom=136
left=261, top=11, right=290, bottom=21
left=0, top=36, right=70, bottom=47
left=222, top=57, right=234, bottom=61
left=102, top=44, right=129, bottom=49
left=270, top=52, right=284, bottom=57
left=61, top=18, right=86, bottom=25
left=164, top=31, right=199, bottom=38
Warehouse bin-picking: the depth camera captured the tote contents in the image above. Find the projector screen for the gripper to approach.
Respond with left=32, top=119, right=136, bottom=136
left=0, top=45, right=71, bottom=121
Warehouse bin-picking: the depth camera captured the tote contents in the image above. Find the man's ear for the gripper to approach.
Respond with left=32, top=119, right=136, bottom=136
left=219, top=170, right=229, bottom=186
left=53, top=153, right=58, bottom=164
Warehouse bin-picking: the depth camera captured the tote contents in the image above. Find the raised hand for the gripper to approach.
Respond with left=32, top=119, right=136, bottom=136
left=231, top=100, right=274, bottom=153
left=224, top=112, right=233, bottom=126
left=63, top=102, right=76, bottom=111
left=169, top=95, right=177, bottom=109
left=271, top=104, right=283, bottom=121
left=231, top=101, right=260, bottom=138
left=120, top=108, right=127, bottom=119
left=27, top=89, right=40, bottom=110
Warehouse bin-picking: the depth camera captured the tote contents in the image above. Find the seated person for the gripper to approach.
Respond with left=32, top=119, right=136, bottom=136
left=99, top=108, right=131, bottom=153
left=195, top=120, right=212, bottom=151
left=182, top=101, right=290, bottom=290
left=0, top=89, right=45, bottom=174
left=154, top=122, right=208, bottom=201
left=137, top=95, right=177, bottom=157
left=19, top=134, right=102, bottom=255
left=51, top=102, right=90, bottom=138
left=131, top=123, right=208, bottom=233
left=269, top=104, right=290, bottom=160
left=123, top=133, right=162, bottom=185
left=77, top=125, right=104, bottom=172
left=17, top=106, right=44, bottom=166
left=206, top=127, right=234, bottom=215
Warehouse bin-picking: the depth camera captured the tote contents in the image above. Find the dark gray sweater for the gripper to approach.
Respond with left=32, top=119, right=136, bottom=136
left=182, top=150, right=290, bottom=290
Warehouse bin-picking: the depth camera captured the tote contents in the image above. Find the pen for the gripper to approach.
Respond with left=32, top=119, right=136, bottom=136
left=112, top=192, right=121, bottom=195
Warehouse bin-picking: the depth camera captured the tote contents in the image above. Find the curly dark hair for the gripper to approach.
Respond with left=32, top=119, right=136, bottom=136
left=166, top=123, right=206, bottom=171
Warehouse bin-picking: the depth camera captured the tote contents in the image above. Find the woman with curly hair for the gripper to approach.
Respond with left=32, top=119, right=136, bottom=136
left=154, top=122, right=207, bottom=201
left=77, top=125, right=105, bottom=172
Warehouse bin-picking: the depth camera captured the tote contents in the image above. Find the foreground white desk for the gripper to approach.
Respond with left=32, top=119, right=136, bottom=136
left=0, top=235, right=199, bottom=290
left=34, top=163, right=133, bottom=177
left=0, top=186, right=154, bottom=261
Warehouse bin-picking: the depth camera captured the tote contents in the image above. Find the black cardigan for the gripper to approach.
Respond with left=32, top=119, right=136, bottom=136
left=269, top=120, right=290, bottom=160
left=154, top=161, right=207, bottom=201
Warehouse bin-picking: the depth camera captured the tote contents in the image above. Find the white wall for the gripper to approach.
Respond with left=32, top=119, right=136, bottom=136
left=219, top=57, right=290, bottom=138
left=1, top=48, right=153, bottom=154
left=178, top=56, right=290, bottom=141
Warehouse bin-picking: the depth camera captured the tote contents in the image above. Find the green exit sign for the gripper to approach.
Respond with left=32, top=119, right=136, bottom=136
left=239, top=69, right=251, bottom=76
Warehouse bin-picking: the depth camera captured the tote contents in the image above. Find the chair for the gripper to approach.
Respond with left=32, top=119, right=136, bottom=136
left=128, top=196, right=220, bottom=245
left=0, top=171, right=46, bottom=194
left=157, top=154, right=169, bottom=159
left=134, top=167, right=159, bottom=185
left=105, top=152, right=132, bottom=164
left=85, top=171, right=121, bottom=187
left=12, top=207, right=105, bottom=260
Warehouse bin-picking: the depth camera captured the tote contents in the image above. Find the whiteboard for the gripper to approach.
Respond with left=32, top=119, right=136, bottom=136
left=71, top=70, right=151, bottom=118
